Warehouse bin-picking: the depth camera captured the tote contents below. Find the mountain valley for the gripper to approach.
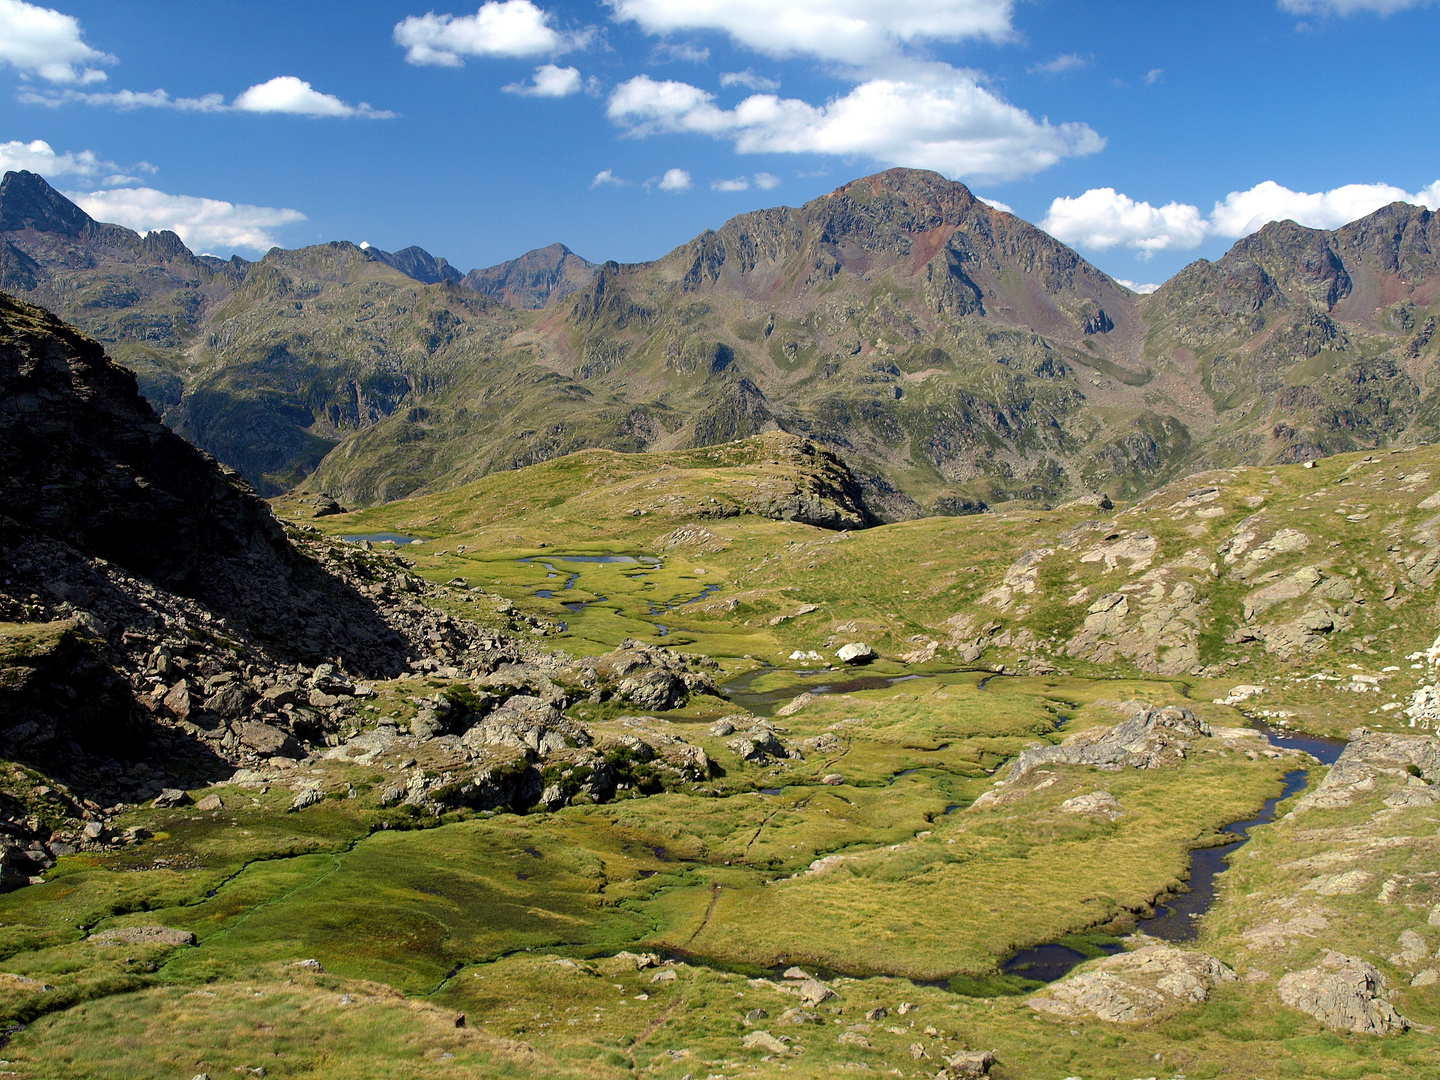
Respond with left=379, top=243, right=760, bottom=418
left=2, top=171, right=1440, bottom=1080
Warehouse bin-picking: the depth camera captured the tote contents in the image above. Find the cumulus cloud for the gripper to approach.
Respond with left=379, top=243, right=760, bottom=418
left=656, top=167, right=691, bottom=191
left=503, top=63, right=584, bottom=96
left=1, top=137, right=107, bottom=177
left=65, top=185, right=306, bottom=252
left=0, top=0, right=113, bottom=84
left=1041, top=188, right=1208, bottom=255
left=753, top=171, right=780, bottom=189
left=1116, top=278, right=1160, bottom=294
left=1279, top=0, right=1435, bottom=14
left=720, top=69, right=780, bottom=91
left=609, top=0, right=1014, bottom=64
left=1042, top=178, right=1440, bottom=256
left=20, top=77, right=391, bottom=117
left=1209, top=179, right=1440, bottom=236
left=395, top=1, right=591, bottom=65
left=233, top=76, right=393, bottom=118
left=977, top=195, right=1012, bottom=212
left=1028, top=53, right=1087, bottom=75
left=590, top=169, right=629, bottom=187
left=607, top=70, right=1103, bottom=182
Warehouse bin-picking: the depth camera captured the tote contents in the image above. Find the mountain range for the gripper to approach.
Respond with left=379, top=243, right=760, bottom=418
left=1, top=167, right=1436, bottom=516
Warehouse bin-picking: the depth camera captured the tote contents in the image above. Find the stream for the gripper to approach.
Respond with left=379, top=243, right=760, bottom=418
left=722, top=663, right=1349, bottom=985
left=1001, top=720, right=1346, bottom=983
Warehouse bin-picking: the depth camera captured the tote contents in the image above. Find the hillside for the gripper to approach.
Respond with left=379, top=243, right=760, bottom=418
left=3, top=169, right=1438, bottom=514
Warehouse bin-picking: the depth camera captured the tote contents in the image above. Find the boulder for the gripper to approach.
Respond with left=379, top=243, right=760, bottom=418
left=152, top=788, right=190, bottom=808
left=1057, top=791, right=1122, bottom=819
left=796, top=978, right=836, bottom=1005
left=290, top=787, right=324, bottom=812
left=235, top=721, right=302, bottom=758
left=1277, top=952, right=1409, bottom=1035
left=836, top=642, right=875, bottom=664
left=194, top=793, right=224, bottom=812
left=741, top=1030, right=790, bottom=1054
left=944, top=1050, right=997, bottom=1078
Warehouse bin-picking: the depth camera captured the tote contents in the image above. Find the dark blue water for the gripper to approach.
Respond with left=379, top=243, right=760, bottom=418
left=343, top=532, right=424, bottom=545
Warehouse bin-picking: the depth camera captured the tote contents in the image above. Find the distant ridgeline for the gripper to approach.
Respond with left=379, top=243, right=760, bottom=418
left=1, top=167, right=1437, bottom=516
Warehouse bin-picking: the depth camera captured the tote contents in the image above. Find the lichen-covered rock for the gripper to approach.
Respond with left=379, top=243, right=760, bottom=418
left=1028, top=944, right=1236, bottom=1023
left=1007, top=704, right=1209, bottom=782
left=1277, top=951, right=1409, bottom=1034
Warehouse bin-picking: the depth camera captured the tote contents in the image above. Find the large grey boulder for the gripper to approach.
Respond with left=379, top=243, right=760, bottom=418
left=835, top=642, right=875, bottom=664
left=1277, top=951, right=1409, bottom=1034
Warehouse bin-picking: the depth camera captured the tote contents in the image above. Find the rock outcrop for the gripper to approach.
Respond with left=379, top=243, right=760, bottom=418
left=1005, top=704, right=1210, bottom=783
left=1028, top=943, right=1236, bottom=1023
left=1277, top=951, right=1409, bottom=1034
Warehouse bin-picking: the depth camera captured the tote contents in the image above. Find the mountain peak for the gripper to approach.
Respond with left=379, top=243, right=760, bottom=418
left=0, top=170, right=94, bottom=237
left=462, top=243, right=597, bottom=309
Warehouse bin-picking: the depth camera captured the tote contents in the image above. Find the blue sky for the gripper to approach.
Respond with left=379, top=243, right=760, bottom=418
left=1, top=0, right=1437, bottom=290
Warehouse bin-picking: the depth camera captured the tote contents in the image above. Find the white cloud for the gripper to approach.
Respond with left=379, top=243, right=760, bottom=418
left=233, top=76, right=393, bottom=118
left=0, top=137, right=106, bottom=177
left=395, top=1, right=591, bottom=65
left=711, top=172, right=781, bottom=192
left=504, top=63, right=584, bottom=96
left=607, top=70, right=1103, bottom=183
left=1116, top=278, right=1160, bottom=294
left=65, top=185, right=306, bottom=252
left=977, top=195, right=1012, bottom=212
left=0, top=0, right=113, bottom=84
left=657, top=167, right=691, bottom=191
left=20, top=86, right=227, bottom=110
left=653, top=42, right=710, bottom=63
left=1144, top=67, right=1163, bottom=84
left=1041, top=188, right=1208, bottom=256
left=720, top=69, right=779, bottom=91
left=609, top=0, right=1014, bottom=64
left=1209, top=179, right=1440, bottom=236
left=1028, top=53, right=1087, bottom=75
left=1042, top=178, right=1440, bottom=256
left=20, top=77, right=390, bottom=117
left=1279, top=0, right=1435, bottom=14
left=590, top=168, right=629, bottom=187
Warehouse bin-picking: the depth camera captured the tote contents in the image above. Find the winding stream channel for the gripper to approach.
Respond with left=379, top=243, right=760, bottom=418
left=723, top=664, right=1349, bottom=985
